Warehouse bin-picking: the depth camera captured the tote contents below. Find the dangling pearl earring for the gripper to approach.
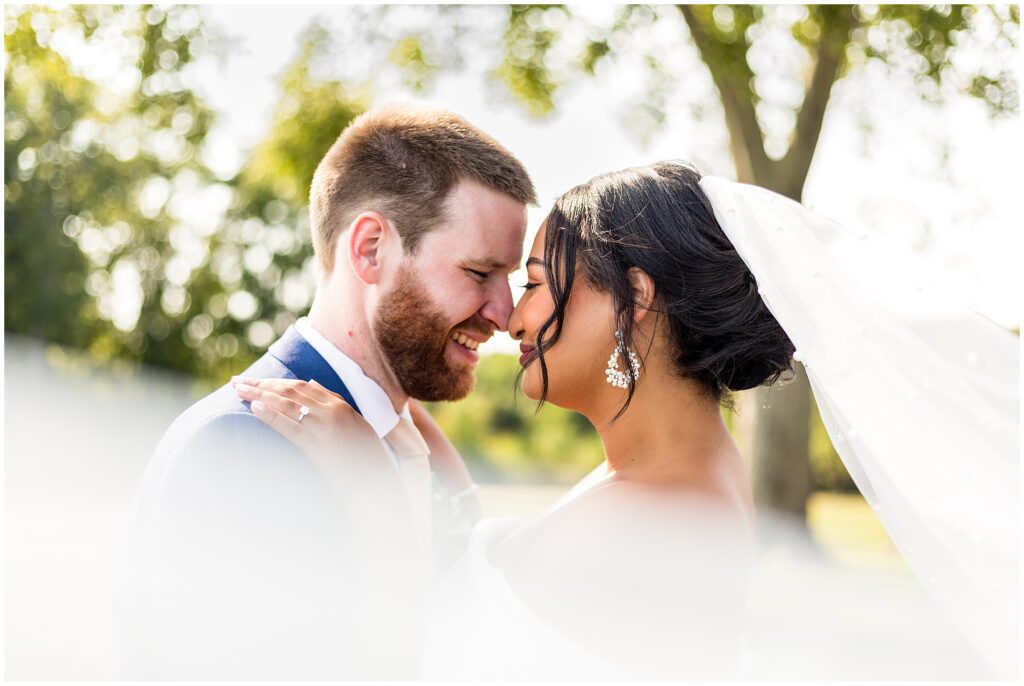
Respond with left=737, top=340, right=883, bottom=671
left=605, top=329, right=641, bottom=389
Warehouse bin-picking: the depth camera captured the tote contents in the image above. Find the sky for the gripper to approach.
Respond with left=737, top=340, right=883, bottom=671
left=192, top=5, right=1020, bottom=354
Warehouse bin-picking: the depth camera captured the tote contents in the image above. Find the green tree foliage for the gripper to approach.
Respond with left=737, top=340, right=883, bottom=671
left=5, top=5, right=216, bottom=369
left=4, top=8, right=365, bottom=384
left=488, top=6, right=1017, bottom=156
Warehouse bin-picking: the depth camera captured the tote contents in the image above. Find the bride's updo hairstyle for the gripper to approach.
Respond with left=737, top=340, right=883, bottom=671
left=532, top=161, right=794, bottom=414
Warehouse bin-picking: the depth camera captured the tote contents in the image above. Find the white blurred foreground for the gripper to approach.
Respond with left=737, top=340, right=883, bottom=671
left=4, top=336, right=1001, bottom=679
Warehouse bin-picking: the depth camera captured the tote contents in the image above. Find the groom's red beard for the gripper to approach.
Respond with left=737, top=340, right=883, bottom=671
left=373, top=264, right=485, bottom=402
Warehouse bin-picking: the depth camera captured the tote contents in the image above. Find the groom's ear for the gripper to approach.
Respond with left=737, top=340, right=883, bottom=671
left=626, top=267, right=656, bottom=323
left=347, top=211, right=391, bottom=285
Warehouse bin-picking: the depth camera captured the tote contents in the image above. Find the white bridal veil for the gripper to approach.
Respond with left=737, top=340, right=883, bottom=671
left=699, top=176, right=1019, bottom=679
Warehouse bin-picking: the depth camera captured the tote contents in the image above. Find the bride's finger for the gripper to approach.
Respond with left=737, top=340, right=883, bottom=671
left=306, top=378, right=347, bottom=404
left=232, top=376, right=340, bottom=408
left=250, top=399, right=303, bottom=440
left=231, top=376, right=320, bottom=406
left=233, top=382, right=310, bottom=423
left=291, top=379, right=344, bottom=407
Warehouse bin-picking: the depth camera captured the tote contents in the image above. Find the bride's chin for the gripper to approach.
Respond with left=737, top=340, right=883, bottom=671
left=521, top=383, right=540, bottom=401
left=520, top=372, right=541, bottom=401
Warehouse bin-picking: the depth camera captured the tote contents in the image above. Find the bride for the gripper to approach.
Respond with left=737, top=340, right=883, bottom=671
left=233, top=162, right=1018, bottom=679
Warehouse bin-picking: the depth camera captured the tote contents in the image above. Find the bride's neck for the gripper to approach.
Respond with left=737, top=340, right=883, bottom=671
left=590, top=371, right=731, bottom=481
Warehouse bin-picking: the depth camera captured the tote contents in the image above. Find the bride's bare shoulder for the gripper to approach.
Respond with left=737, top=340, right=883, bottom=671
left=498, top=474, right=751, bottom=580
left=563, top=476, right=749, bottom=543
left=497, top=471, right=754, bottom=664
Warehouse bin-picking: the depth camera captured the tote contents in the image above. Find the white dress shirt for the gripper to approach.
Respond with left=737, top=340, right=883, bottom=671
left=295, top=317, right=413, bottom=440
left=294, top=317, right=434, bottom=557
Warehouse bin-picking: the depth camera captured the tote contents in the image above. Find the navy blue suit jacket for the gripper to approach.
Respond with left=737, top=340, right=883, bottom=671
left=117, top=327, right=373, bottom=679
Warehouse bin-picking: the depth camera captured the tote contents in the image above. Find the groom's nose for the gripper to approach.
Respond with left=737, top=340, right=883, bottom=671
left=479, top=279, right=515, bottom=333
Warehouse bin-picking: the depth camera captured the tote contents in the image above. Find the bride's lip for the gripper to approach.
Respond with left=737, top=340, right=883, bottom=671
left=518, top=343, right=537, bottom=367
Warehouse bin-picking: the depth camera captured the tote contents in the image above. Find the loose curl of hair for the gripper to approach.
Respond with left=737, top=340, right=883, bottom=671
left=522, top=161, right=795, bottom=417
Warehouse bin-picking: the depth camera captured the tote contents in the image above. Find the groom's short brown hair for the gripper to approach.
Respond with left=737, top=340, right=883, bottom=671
left=309, top=104, right=537, bottom=273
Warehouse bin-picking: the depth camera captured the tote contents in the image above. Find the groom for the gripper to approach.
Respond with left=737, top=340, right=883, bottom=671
left=116, top=104, right=535, bottom=679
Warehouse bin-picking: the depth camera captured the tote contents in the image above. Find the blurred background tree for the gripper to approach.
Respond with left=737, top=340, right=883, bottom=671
left=424, top=354, right=607, bottom=483
left=5, top=5, right=218, bottom=369
left=4, top=7, right=366, bottom=384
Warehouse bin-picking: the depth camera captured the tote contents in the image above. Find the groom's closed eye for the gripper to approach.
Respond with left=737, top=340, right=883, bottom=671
left=464, top=257, right=522, bottom=283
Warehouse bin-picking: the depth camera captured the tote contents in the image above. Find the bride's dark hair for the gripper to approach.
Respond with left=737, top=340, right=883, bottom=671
left=526, top=161, right=795, bottom=415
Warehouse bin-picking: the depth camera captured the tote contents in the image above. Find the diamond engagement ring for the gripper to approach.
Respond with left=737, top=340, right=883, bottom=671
left=297, top=405, right=311, bottom=423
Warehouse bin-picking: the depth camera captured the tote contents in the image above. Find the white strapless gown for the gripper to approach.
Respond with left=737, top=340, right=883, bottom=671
left=422, top=517, right=754, bottom=680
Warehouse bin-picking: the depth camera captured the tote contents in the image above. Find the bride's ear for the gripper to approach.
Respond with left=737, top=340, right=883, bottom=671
left=626, top=267, right=656, bottom=323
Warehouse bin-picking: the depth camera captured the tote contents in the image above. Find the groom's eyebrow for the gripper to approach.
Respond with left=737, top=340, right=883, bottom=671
left=468, top=257, right=518, bottom=271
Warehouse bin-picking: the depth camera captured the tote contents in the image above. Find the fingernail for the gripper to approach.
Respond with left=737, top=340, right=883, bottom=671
left=252, top=400, right=265, bottom=413
left=233, top=383, right=254, bottom=393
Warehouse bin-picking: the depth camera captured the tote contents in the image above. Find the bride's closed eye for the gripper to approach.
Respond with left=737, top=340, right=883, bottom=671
left=518, top=282, right=541, bottom=290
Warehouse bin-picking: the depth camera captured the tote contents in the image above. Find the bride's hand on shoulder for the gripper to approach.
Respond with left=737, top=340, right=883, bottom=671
left=231, top=377, right=399, bottom=494
left=233, top=377, right=422, bottom=598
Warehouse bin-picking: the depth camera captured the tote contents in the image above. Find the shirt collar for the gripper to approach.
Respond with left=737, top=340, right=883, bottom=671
left=294, top=317, right=410, bottom=439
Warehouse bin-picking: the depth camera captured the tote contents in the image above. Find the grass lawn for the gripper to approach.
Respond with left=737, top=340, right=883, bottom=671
left=807, top=491, right=906, bottom=571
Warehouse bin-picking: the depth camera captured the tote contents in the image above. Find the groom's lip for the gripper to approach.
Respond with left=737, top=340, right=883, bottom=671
left=454, top=329, right=491, bottom=343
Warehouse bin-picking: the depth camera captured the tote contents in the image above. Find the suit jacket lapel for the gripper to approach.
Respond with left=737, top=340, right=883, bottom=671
left=268, top=326, right=363, bottom=417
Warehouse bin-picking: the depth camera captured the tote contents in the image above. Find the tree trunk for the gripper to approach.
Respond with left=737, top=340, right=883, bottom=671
left=751, top=365, right=813, bottom=519
left=745, top=7, right=853, bottom=535
left=679, top=5, right=857, bottom=538
left=745, top=165, right=818, bottom=543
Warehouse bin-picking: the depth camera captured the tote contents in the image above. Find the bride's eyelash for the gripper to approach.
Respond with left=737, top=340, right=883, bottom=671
left=518, top=283, right=540, bottom=290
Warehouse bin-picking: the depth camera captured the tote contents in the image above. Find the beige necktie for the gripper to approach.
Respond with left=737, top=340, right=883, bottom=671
left=383, top=417, right=433, bottom=563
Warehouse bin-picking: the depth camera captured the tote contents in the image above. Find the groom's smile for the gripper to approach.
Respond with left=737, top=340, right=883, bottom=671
left=370, top=178, right=526, bottom=402
left=444, top=323, right=494, bottom=367
left=449, top=330, right=484, bottom=352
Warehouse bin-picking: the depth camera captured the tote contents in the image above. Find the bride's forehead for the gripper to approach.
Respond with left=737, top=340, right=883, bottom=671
left=529, top=223, right=547, bottom=254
